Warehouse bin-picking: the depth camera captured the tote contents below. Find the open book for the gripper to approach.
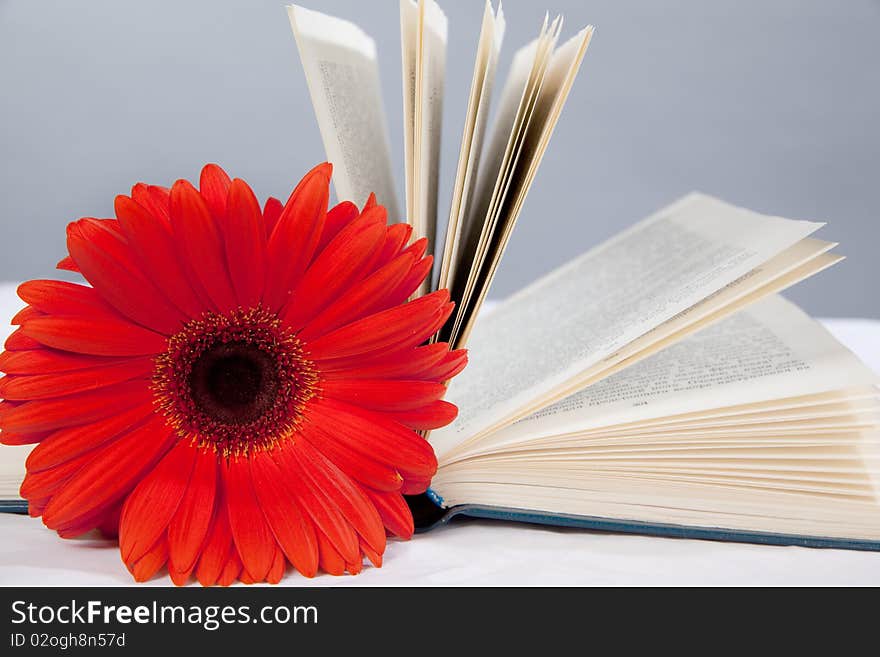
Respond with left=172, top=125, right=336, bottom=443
left=286, top=1, right=880, bottom=549
left=426, top=195, right=880, bottom=548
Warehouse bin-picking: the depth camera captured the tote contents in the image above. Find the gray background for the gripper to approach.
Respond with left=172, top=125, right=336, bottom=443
left=1, top=0, right=878, bottom=317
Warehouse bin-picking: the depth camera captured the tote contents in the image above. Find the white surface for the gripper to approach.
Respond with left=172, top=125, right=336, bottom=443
left=1, top=282, right=879, bottom=586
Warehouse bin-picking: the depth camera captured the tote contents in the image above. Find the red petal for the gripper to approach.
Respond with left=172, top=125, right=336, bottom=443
left=316, top=201, right=359, bottom=252
left=222, top=457, right=276, bottom=582
left=10, top=306, right=41, bottom=325
left=21, top=315, right=167, bottom=357
left=129, top=535, right=169, bottom=583
left=300, top=423, right=403, bottom=492
left=0, top=429, right=52, bottom=446
left=41, top=415, right=177, bottom=530
left=250, top=449, right=319, bottom=578
left=374, top=222, right=414, bottom=269
left=119, top=441, right=196, bottom=564
left=365, top=489, right=414, bottom=539
left=4, top=329, right=41, bottom=351
left=363, top=193, right=377, bottom=211
left=28, top=498, right=48, bottom=517
left=266, top=544, right=286, bottom=584
left=224, top=179, right=267, bottom=307
left=195, top=494, right=233, bottom=587
left=199, top=163, right=232, bottom=222
left=378, top=254, right=433, bottom=308
left=348, top=207, right=389, bottom=279
left=401, top=476, right=432, bottom=495
left=0, top=380, right=151, bottom=434
left=240, top=566, right=258, bottom=584
left=420, top=349, right=468, bottom=381
left=272, top=445, right=360, bottom=563
left=19, top=450, right=93, bottom=501
left=56, top=256, right=79, bottom=272
left=262, top=197, right=284, bottom=239
left=320, top=342, right=449, bottom=378
left=18, top=279, right=120, bottom=318
left=316, top=530, right=345, bottom=576
left=97, top=502, right=123, bottom=539
left=169, top=563, right=194, bottom=587
left=67, top=218, right=185, bottom=334
left=320, top=378, right=446, bottom=413
left=294, top=439, right=386, bottom=554
left=131, top=183, right=172, bottom=224
left=402, top=237, right=429, bottom=260
left=0, top=348, right=133, bottom=376
left=25, top=402, right=154, bottom=472
left=170, top=179, right=238, bottom=312
left=168, top=450, right=218, bottom=573
left=346, top=555, right=363, bottom=575
left=297, top=251, right=416, bottom=341
left=218, top=550, right=242, bottom=586
left=264, top=163, right=331, bottom=311
left=114, top=194, right=204, bottom=318
left=64, top=505, right=125, bottom=533
left=305, top=290, right=452, bottom=361
left=0, top=357, right=153, bottom=400
left=305, top=397, right=437, bottom=479
left=360, top=538, right=383, bottom=568
left=373, top=400, right=458, bottom=430
left=281, top=209, right=386, bottom=329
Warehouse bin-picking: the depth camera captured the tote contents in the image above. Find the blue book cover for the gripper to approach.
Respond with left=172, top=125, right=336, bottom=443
left=408, top=492, right=880, bottom=552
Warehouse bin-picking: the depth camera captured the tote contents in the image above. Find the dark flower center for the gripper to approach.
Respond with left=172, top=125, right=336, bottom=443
left=153, top=307, right=319, bottom=457
left=189, top=341, right=279, bottom=424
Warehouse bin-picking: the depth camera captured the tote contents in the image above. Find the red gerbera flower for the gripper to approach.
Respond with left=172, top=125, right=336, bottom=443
left=0, top=163, right=465, bottom=585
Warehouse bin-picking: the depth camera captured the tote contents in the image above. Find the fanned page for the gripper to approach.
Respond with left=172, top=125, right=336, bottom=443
left=443, top=20, right=594, bottom=347
left=400, top=0, right=418, bottom=224
left=439, top=0, right=505, bottom=292
left=444, top=19, right=557, bottom=343
left=457, top=25, right=595, bottom=345
left=400, top=0, right=447, bottom=294
left=430, top=295, right=880, bottom=543
left=287, top=5, right=401, bottom=218
left=430, top=193, right=833, bottom=459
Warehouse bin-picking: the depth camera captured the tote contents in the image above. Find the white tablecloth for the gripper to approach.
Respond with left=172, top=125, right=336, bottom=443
left=1, top=282, right=879, bottom=586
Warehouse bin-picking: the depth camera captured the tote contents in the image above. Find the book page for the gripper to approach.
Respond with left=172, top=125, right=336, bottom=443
left=475, top=18, right=560, bottom=248
left=439, top=1, right=505, bottom=292
left=543, top=398, right=880, bottom=442
left=442, top=29, right=550, bottom=341
left=416, top=0, right=447, bottom=270
left=400, top=0, right=419, bottom=222
left=539, top=246, right=843, bottom=417
left=444, top=20, right=594, bottom=346
left=398, top=0, right=447, bottom=292
left=288, top=5, right=401, bottom=218
left=460, top=39, right=539, bottom=256
left=467, top=295, right=880, bottom=455
left=586, top=390, right=880, bottom=436
left=429, top=193, right=824, bottom=458
left=455, top=26, right=594, bottom=345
